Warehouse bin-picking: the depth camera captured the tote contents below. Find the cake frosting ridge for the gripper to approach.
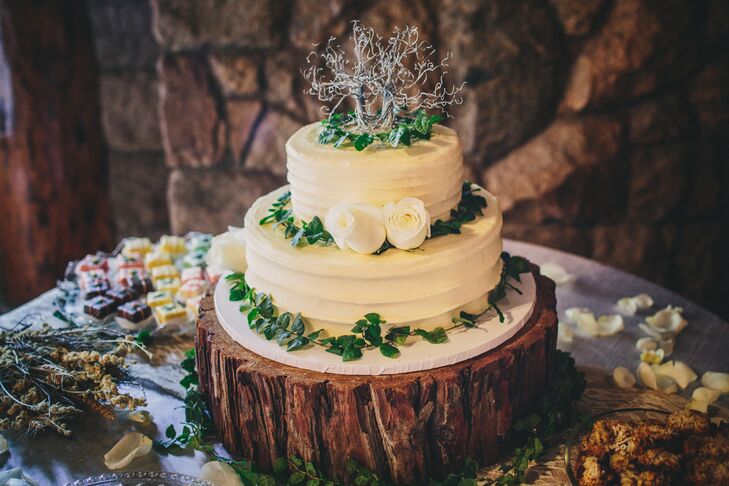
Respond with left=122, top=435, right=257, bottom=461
left=286, top=123, right=464, bottom=222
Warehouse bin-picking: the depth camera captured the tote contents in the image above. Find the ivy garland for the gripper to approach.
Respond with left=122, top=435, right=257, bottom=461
left=159, top=348, right=585, bottom=485
left=260, top=182, right=488, bottom=254
left=226, top=252, right=530, bottom=362
left=318, top=110, right=443, bottom=151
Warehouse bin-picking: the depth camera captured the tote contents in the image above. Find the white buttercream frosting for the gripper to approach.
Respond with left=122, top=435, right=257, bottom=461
left=286, top=123, right=464, bottom=222
left=244, top=185, right=504, bottom=335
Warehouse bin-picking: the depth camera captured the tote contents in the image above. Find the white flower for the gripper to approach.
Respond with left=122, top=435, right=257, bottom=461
left=640, top=348, right=664, bottom=365
left=206, top=226, right=247, bottom=273
left=540, top=262, right=575, bottom=285
left=636, top=362, right=677, bottom=394
left=616, top=293, right=653, bottom=315
left=652, top=361, right=697, bottom=389
left=324, top=203, right=386, bottom=254
left=104, top=432, right=152, bottom=470
left=199, top=461, right=245, bottom=486
left=382, top=197, right=431, bottom=250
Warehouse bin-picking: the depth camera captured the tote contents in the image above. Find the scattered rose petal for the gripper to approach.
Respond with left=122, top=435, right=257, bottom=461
left=0, top=434, right=7, bottom=455
left=128, top=410, right=152, bottom=425
left=640, top=349, right=664, bottom=365
left=638, top=323, right=664, bottom=340
left=613, top=367, right=636, bottom=389
left=636, top=337, right=657, bottom=352
left=576, top=312, right=601, bottom=336
left=687, top=399, right=709, bottom=414
left=659, top=338, right=674, bottom=357
left=637, top=362, right=658, bottom=389
left=645, top=306, right=687, bottom=336
left=199, top=461, right=245, bottom=486
left=692, top=387, right=722, bottom=404
left=701, top=371, right=729, bottom=393
left=558, top=323, right=574, bottom=343
left=565, top=307, right=591, bottom=322
left=596, top=314, right=624, bottom=336
left=617, top=293, right=654, bottom=315
left=0, top=468, right=39, bottom=486
left=652, top=361, right=697, bottom=389
left=104, top=432, right=153, bottom=470
left=540, top=262, right=575, bottom=285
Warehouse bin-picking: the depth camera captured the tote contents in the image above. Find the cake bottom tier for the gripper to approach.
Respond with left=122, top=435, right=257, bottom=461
left=195, top=265, right=558, bottom=484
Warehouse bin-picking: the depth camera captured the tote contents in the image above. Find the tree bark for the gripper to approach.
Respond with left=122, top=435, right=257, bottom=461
left=196, top=266, right=558, bottom=484
left=0, top=1, right=113, bottom=306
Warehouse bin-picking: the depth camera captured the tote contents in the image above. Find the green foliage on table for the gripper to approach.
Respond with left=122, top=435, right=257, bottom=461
left=225, top=252, right=529, bottom=363
left=318, top=110, right=442, bottom=151
left=259, top=191, right=336, bottom=248
left=161, top=346, right=585, bottom=485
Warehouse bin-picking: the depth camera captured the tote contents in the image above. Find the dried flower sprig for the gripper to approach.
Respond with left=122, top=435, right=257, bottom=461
left=0, top=321, right=150, bottom=436
left=303, top=21, right=464, bottom=136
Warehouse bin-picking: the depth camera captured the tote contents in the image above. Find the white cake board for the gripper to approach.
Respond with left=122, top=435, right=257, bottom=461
left=214, top=273, right=536, bottom=376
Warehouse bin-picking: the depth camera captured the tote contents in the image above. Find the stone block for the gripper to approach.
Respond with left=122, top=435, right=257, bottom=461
left=100, top=72, right=162, bottom=151
left=228, top=99, right=264, bottom=164
left=289, top=0, right=352, bottom=49
left=168, top=168, right=284, bottom=234
left=627, top=93, right=694, bottom=145
left=627, top=144, right=687, bottom=222
left=86, top=0, right=159, bottom=70
left=209, top=53, right=259, bottom=97
left=245, top=110, right=301, bottom=176
left=159, top=54, right=226, bottom=168
left=152, top=0, right=282, bottom=50
left=109, top=152, right=169, bottom=240
left=688, top=59, right=729, bottom=130
left=548, top=0, right=605, bottom=37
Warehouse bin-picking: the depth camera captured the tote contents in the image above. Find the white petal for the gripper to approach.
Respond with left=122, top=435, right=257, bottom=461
left=617, top=297, right=638, bottom=315
left=104, top=432, right=153, bottom=470
left=128, top=410, right=152, bottom=425
left=565, top=307, right=591, bottom=323
left=653, top=361, right=697, bottom=389
left=634, top=293, right=654, bottom=310
left=701, top=371, right=729, bottom=393
left=558, top=324, right=574, bottom=343
left=199, top=461, right=245, bottom=486
left=597, top=314, right=624, bottom=336
left=636, top=337, right=657, bottom=352
left=576, top=312, right=600, bottom=336
left=638, top=323, right=665, bottom=340
left=0, top=469, right=39, bottom=486
left=640, top=349, right=664, bottom=365
left=0, top=434, right=7, bottom=455
left=687, top=399, right=709, bottom=414
left=540, top=262, right=575, bottom=285
left=612, top=367, right=636, bottom=389
left=645, top=306, right=687, bottom=335
left=692, top=387, right=722, bottom=404
left=658, top=339, right=674, bottom=357
left=637, top=362, right=658, bottom=389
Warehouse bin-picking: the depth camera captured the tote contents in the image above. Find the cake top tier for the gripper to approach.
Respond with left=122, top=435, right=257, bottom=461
left=286, top=122, right=464, bottom=222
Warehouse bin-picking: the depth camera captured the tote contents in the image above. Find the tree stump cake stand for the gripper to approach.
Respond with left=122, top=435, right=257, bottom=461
left=195, top=266, right=558, bottom=484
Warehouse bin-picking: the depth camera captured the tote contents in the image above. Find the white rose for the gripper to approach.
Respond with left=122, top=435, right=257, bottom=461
left=205, top=226, right=247, bottom=272
left=324, top=203, right=386, bottom=254
left=383, top=197, right=431, bottom=250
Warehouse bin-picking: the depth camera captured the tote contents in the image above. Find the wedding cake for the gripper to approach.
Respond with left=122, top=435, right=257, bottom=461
left=197, top=22, right=558, bottom=484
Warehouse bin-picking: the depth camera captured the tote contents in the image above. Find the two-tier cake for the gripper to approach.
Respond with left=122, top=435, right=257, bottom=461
left=195, top=22, right=558, bottom=484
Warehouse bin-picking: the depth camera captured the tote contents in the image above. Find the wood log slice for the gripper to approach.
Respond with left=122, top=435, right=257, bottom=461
left=196, top=265, right=558, bottom=484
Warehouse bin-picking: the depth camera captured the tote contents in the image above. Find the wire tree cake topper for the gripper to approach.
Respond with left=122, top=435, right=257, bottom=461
left=303, top=21, right=465, bottom=151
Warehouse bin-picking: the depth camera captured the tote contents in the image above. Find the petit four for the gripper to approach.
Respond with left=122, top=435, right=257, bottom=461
left=188, top=233, right=212, bottom=252
left=84, top=295, right=117, bottom=319
left=154, top=302, right=187, bottom=327
left=83, top=278, right=110, bottom=299
left=122, top=237, right=152, bottom=258
left=119, top=272, right=154, bottom=294
left=155, top=277, right=180, bottom=295
left=77, top=254, right=108, bottom=274
left=176, top=278, right=208, bottom=303
left=106, top=288, right=139, bottom=306
left=79, top=269, right=107, bottom=290
left=144, top=251, right=172, bottom=270
left=116, top=254, right=144, bottom=271
left=147, top=290, right=173, bottom=308
left=181, top=266, right=205, bottom=283
left=182, top=250, right=207, bottom=268
left=159, top=235, right=187, bottom=256
left=186, top=294, right=203, bottom=319
left=152, top=265, right=179, bottom=283
left=116, top=301, right=153, bottom=330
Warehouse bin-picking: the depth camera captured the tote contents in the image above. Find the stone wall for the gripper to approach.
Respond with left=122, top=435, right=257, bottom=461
left=88, top=0, right=729, bottom=318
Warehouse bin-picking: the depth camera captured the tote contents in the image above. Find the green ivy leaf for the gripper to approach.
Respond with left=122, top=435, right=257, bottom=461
left=379, top=343, right=399, bottom=358
left=287, top=336, right=309, bottom=351
left=342, top=345, right=363, bottom=362
left=291, top=313, right=305, bottom=335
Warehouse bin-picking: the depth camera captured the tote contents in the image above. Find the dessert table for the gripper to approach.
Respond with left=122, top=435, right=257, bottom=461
left=1, top=240, right=727, bottom=485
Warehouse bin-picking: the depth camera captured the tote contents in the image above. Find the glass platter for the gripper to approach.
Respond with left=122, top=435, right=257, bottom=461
left=64, top=471, right=212, bottom=486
